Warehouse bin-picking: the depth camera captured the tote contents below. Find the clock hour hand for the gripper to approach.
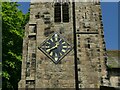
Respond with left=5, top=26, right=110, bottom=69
left=56, top=39, right=61, bottom=46
left=55, top=41, right=59, bottom=46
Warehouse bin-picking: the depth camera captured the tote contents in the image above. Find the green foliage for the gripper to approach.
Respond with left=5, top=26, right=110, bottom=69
left=2, top=2, right=29, bottom=89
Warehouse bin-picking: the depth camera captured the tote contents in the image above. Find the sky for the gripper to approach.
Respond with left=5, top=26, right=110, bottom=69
left=17, top=2, right=119, bottom=50
left=101, top=2, right=118, bottom=50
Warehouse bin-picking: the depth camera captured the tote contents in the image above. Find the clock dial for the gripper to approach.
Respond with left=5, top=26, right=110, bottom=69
left=38, top=32, right=73, bottom=64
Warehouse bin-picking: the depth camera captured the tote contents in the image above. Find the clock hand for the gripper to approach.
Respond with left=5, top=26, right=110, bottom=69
left=46, top=47, right=56, bottom=52
left=56, top=42, right=59, bottom=46
left=46, top=44, right=58, bottom=52
left=46, top=39, right=61, bottom=52
left=55, top=39, right=61, bottom=46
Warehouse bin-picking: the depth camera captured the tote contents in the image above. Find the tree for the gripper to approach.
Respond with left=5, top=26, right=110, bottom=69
left=2, top=2, right=29, bottom=89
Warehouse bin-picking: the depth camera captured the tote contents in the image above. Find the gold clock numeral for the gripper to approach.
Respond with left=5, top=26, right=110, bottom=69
left=48, top=46, right=50, bottom=48
left=54, top=53, right=58, bottom=61
left=60, top=52, right=62, bottom=56
left=50, top=51, right=53, bottom=56
left=54, top=34, right=58, bottom=41
left=41, top=46, right=44, bottom=48
left=46, top=49, right=51, bottom=52
left=42, top=45, right=49, bottom=48
left=63, top=46, right=67, bottom=48
left=45, top=46, right=50, bottom=48
left=46, top=42, right=50, bottom=44
left=67, top=46, right=71, bottom=49
left=55, top=57, right=58, bottom=61
left=62, top=42, right=65, bottom=44
left=50, top=38, right=53, bottom=42
left=62, top=49, right=66, bottom=53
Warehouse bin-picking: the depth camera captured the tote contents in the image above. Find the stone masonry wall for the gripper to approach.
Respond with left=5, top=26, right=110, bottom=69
left=18, top=1, right=110, bottom=89
left=75, top=2, right=109, bottom=88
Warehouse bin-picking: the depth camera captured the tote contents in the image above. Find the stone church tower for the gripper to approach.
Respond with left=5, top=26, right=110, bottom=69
left=18, top=0, right=110, bottom=89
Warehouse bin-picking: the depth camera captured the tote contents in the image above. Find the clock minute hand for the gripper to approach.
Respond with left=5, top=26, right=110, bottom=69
left=46, top=44, right=58, bottom=52
left=46, top=40, right=60, bottom=52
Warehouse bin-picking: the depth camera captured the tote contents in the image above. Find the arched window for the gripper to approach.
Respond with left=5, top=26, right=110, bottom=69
left=62, top=3, right=69, bottom=22
left=54, top=3, right=61, bottom=22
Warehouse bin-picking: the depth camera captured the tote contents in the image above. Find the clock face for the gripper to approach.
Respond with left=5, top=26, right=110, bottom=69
left=38, top=32, right=73, bottom=63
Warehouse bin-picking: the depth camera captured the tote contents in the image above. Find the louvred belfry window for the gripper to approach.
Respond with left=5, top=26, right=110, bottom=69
left=62, top=3, right=69, bottom=22
left=54, top=1, right=69, bottom=23
left=54, top=3, right=61, bottom=22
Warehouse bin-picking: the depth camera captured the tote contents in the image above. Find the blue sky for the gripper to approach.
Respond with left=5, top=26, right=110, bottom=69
left=17, top=2, right=119, bottom=50
left=101, top=2, right=118, bottom=50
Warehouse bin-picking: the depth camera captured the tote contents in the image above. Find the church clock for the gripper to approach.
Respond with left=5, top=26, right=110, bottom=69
left=38, top=32, right=73, bottom=63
